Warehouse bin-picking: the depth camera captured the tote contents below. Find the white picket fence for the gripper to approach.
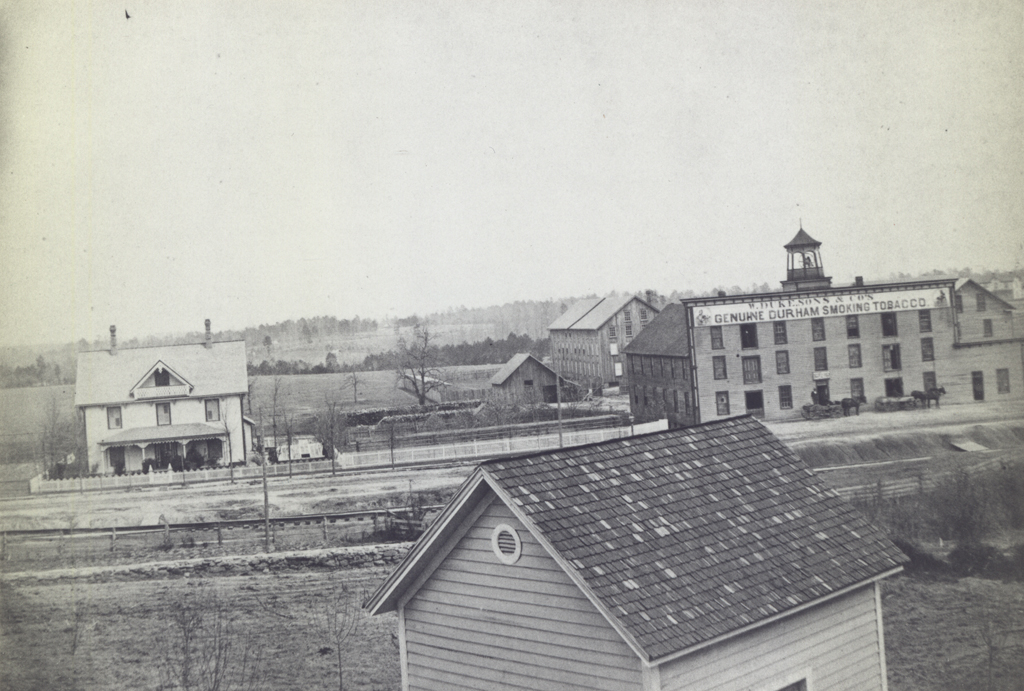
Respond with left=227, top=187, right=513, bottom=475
left=29, top=420, right=668, bottom=494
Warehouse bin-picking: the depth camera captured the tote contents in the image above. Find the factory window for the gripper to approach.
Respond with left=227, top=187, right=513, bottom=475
left=773, top=321, right=788, bottom=345
left=881, top=312, right=899, bottom=337
left=710, top=326, right=724, bottom=350
left=846, top=315, right=860, bottom=339
left=885, top=378, right=904, bottom=397
left=983, top=319, right=993, bottom=337
left=923, top=371, right=937, bottom=391
left=811, top=317, right=826, bottom=341
left=997, top=368, right=1010, bottom=394
left=848, top=344, right=862, bottom=368
left=813, top=347, right=828, bottom=371
left=918, top=310, right=932, bottom=333
left=713, top=356, right=728, bottom=380
left=955, top=294, right=964, bottom=313
left=715, top=391, right=730, bottom=416
left=882, top=344, right=902, bottom=371
left=778, top=385, right=793, bottom=409
left=850, top=378, right=864, bottom=401
left=921, top=338, right=934, bottom=362
left=742, top=356, right=762, bottom=384
left=740, top=323, right=758, bottom=349
left=976, top=293, right=986, bottom=311
left=609, top=325, right=617, bottom=341
left=775, top=350, right=790, bottom=375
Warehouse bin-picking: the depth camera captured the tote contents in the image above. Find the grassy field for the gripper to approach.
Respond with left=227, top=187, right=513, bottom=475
left=0, top=568, right=402, bottom=691
left=1, top=566, right=1022, bottom=691
left=0, top=384, right=75, bottom=463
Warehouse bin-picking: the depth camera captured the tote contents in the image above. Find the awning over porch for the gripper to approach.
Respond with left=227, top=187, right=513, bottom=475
left=100, top=423, right=226, bottom=447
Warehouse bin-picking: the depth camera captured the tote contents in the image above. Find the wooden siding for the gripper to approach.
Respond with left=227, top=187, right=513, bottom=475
left=658, top=586, right=882, bottom=691
left=403, top=497, right=642, bottom=691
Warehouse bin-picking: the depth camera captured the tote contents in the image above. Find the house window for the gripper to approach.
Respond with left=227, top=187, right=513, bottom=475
left=883, top=344, right=902, bottom=371
left=923, top=371, right=937, bottom=391
left=813, top=347, right=828, bottom=371
left=107, top=406, right=122, bottom=429
left=614, top=362, right=623, bottom=377
left=850, top=378, right=864, bottom=401
left=846, top=315, right=860, bottom=338
left=773, top=321, right=787, bottom=345
left=775, top=350, right=790, bottom=375
left=713, top=356, right=728, bottom=380
left=848, top=344, right=862, bottom=368
left=740, top=323, right=758, bottom=349
left=710, top=325, right=724, bottom=350
left=881, top=312, right=898, bottom=337
left=205, top=399, right=220, bottom=422
left=742, top=356, right=762, bottom=384
left=610, top=343, right=619, bottom=356
left=977, top=293, right=986, bottom=311
left=715, top=391, right=730, bottom=416
left=625, top=323, right=633, bottom=338
left=608, top=325, right=617, bottom=341
left=156, top=402, right=172, bottom=426
left=997, top=368, right=1010, bottom=393
left=955, top=294, right=963, bottom=313
left=155, top=369, right=170, bottom=386
left=523, top=380, right=533, bottom=387
left=673, top=389, right=680, bottom=413
left=779, top=385, right=793, bottom=409
left=639, top=307, right=649, bottom=324
left=811, top=317, right=826, bottom=341
left=921, top=338, right=934, bottom=361
left=983, top=319, right=993, bottom=337
left=919, top=309, right=932, bottom=333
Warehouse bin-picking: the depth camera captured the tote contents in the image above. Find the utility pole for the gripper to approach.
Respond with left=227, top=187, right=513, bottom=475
left=554, top=350, right=564, bottom=448
left=258, top=408, right=270, bottom=552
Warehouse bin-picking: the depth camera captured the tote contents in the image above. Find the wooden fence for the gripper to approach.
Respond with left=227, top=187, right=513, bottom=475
left=29, top=420, right=668, bottom=494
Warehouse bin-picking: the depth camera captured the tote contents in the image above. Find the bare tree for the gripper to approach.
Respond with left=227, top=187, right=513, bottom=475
left=159, top=585, right=267, bottom=691
left=313, top=396, right=346, bottom=474
left=39, top=392, right=80, bottom=478
left=395, top=325, right=444, bottom=406
left=310, top=577, right=363, bottom=691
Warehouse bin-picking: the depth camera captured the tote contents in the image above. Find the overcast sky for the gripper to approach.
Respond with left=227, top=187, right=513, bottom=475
left=1, top=1, right=1021, bottom=347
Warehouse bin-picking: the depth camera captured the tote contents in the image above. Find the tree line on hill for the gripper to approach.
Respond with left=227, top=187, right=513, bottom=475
left=247, top=331, right=548, bottom=376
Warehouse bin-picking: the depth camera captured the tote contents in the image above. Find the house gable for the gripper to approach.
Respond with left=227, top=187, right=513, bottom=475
left=130, top=360, right=194, bottom=398
left=400, top=486, right=642, bottom=691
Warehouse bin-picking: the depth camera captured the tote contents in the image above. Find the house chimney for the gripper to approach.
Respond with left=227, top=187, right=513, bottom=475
left=204, top=319, right=212, bottom=348
left=645, top=289, right=656, bottom=306
left=110, top=325, right=117, bottom=354
left=855, top=276, right=864, bottom=287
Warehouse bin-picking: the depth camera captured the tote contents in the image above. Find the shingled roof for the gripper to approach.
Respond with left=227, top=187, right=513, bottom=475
left=488, top=353, right=556, bottom=386
left=366, top=416, right=905, bottom=662
left=621, top=303, right=691, bottom=356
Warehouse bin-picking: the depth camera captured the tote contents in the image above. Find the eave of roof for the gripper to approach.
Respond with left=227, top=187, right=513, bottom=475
left=954, top=278, right=1016, bottom=310
left=680, top=278, right=956, bottom=308
left=101, top=422, right=226, bottom=446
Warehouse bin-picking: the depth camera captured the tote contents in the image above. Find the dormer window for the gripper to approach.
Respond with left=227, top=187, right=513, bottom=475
left=155, top=369, right=170, bottom=387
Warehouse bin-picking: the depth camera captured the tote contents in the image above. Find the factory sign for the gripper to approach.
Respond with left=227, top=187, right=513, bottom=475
left=692, top=286, right=950, bottom=327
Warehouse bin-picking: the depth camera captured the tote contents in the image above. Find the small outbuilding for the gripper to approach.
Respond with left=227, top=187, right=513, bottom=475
left=365, top=415, right=905, bottom=691
left=488, top=353, right=561, bottom=403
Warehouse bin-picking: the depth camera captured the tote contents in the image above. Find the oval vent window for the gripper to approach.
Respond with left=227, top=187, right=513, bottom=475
left=491, top=524, right=522, bottom=564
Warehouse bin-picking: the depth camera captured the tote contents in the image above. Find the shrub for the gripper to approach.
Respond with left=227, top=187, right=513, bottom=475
left=892, top=538, right=949, bottom=577
left=948, top=543, right=1004, bottom=578
left=926, top=470, right=992, bottom=544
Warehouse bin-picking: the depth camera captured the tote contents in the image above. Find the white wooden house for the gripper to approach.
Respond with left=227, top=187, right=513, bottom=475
left=365, top=415, right=905, bottom=691
left=75, top=322, right=253, bottom=474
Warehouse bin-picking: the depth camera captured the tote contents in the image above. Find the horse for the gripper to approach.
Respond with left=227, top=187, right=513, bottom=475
left=911, top=387, right=946, bottom=409
left=840, top=396, right=866, bottom=416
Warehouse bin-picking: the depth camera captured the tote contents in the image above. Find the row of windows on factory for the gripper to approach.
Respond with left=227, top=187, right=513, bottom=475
left=629, top=355, right=690, bottom=381
left=632, top=385, right=691, bottom=416
left=711, top=338, right=935, bottom=383
left=713, top=367, right=1011, bottom=416
left=956, top=292, right=989, bottom=313
left=710, top=310, right=933, bottom=350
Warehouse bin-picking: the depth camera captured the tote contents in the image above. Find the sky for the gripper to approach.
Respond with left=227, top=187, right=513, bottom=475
left=0, top=0, right=1021, bottom=347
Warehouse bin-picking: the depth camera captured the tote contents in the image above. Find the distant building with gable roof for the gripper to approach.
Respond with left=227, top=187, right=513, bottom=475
left=365, top=415, right=906, bottom=690
left=488, top=353, right=561, bottom=403
left=75, top=320, right=253, bottom=474
left=549, top=295, right=660, bottom=392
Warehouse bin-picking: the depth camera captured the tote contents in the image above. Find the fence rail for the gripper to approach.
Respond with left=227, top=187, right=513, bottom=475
left=29, top=420, right=668, bottom=495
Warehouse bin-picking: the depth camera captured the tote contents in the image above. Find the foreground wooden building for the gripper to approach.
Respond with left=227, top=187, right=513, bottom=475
left=365, top=416, right=905, bottom=691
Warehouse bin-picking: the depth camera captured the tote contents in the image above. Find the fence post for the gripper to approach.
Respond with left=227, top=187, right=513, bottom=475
left=217, top=523, right=223, bottom=546
left=110, top=526, right=116, bottom=552
left=1, top=531, right=5, bottom=560
left=322, top=516, right=328, bottom=542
